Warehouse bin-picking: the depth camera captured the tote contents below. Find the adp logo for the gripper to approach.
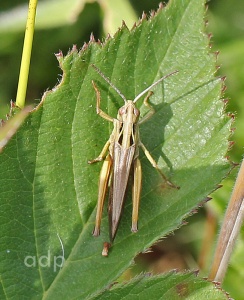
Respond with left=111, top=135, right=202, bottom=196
left=24, top=250, right=65, bottom=272
left=24, top=235, right=65, bottom=272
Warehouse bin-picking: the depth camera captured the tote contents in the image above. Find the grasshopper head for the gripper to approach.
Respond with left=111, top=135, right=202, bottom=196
left=118, top=100, right=140, bottom=124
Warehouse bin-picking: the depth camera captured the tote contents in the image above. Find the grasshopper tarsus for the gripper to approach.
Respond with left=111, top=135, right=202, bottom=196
left=139, top=141, right=179, bottom=189
left=92, top=227, right=100, bottom=237
left=160, top=174, right=180, bottom=190
left=102, top=242, right=111, bottom=257
left=143, top=91, right=154, bottom=106
left=159, top=171, right=179, bottom=189
left=160, top=176, right=180, bottom=190
left=88, top=141, right=111, bottom=165
left=88, top=157, right=103, bottom=164
left=131, top=224, right=138, bottom=233
left=167, top=180, right=180, bottom=190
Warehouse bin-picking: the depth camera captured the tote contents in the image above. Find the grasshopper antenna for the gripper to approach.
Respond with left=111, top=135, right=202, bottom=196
left=133, top=70, right=179, bottom=103
left=91, top=64, right=127, bottom=104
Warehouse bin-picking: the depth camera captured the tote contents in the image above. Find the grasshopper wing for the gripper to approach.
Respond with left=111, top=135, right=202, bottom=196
left=109, top=142, right=135, bottom=241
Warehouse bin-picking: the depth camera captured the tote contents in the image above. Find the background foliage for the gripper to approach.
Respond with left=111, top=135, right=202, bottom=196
left=0, top=0, right=243, bottom=299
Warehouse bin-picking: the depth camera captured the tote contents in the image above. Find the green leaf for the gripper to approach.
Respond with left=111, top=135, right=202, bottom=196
left=93, top=272, right=230, bottom=300
left=0, top=0, right=231, bottom=299
left=0, top=105, right=32, bottom=152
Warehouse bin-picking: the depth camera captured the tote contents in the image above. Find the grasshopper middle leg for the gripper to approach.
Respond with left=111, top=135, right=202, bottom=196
left=140, top=142, right=179, bottom=189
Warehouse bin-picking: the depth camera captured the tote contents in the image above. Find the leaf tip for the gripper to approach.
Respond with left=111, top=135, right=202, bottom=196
left=150, top=2, right=166, bottom=19
left=214, top=50, right=220, bottom=59
left=71, top=44, right=78, bottom=52
left=201, top=196, right=212, bottom=204
left=131, top=22, right=137, bottom=30
left=106, top=33, right=112, bottom=41
left=141, top=11, right=147, bottom=20
left=190, top=208, right=199, bottom=215
left=218, top=75, right=228, bottom=96
left=87, top=32, right=106, bottom=48
left=207, top=32, right=213, bottom=40
left=81, top=42, right=88, bottom=51
left=216, top=184, right=223, bottom=190
left=227, top=112, right=235, bottom=120
left=181, top=220, right=188, bottom=226
left=221, top=75, right=227, bottom=82
left=135, top=11, right=147, bottom=28
left=228, top=140, right=235, bottom=150
left=158, top=2, right=165, bottom=11
left=136, top=2, right=165, bottom=28
left=121, top=20, right=128, bottom=29
left=55, top=50, right=63, bottom=61
left=150, top=9, right=156, bottom=18
left=89, top=32, right=96, bottom=43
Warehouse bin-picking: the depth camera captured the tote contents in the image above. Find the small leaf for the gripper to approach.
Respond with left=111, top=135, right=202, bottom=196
left=0, top=0, right=231, bottom=299
left=93, top=272, right=230, bottom=300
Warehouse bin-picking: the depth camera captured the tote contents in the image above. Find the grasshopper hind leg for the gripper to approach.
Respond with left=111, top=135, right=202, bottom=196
left=92, top=154, right=112, bottom=236
left=131, top=158, right=142, bottom=232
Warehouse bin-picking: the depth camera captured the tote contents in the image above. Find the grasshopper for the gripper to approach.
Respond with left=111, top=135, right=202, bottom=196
left=88, top=64, right=178, bottom=256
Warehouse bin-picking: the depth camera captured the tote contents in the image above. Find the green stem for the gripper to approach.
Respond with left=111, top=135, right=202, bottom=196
left=16, top=0, right=38, bottom=108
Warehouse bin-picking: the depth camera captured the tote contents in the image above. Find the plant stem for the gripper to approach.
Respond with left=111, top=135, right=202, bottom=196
left=16, top=0, right=38, bottom=108
left=209, top=158, right=244, bottom=282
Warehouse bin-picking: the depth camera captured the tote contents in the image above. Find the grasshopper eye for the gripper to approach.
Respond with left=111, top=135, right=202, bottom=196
left=119, top=107, right=126, bottom=115
left=134, top=108, right=140, bottom=116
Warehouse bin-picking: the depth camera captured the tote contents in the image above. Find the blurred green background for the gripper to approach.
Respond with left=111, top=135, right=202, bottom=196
left=0, top=0, right=243, bottom=299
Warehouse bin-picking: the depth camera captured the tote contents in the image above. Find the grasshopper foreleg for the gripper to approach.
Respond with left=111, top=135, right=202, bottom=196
left=138, top=91, right=155, bottom=125
left=88, top=80, right=115, bottom=164
left=92, top=80, right=114, bottom=122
